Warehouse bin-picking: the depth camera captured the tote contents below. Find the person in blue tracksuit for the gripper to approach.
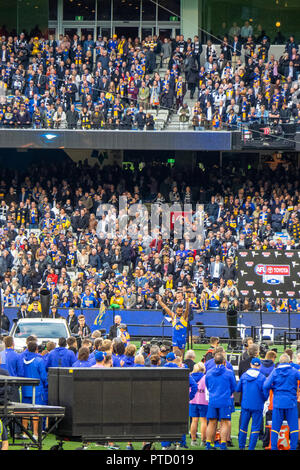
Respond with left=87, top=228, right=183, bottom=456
left=205, top=352, right=236, bottom=450
left=72, top=347, right=92, bottom=367
left=163, top=352, right=180, bottom=367
left=259, top=349, right=277, bottom=448
left=205, top=347, right=234, bottom=373
left=205, top=345, right=235, bottom=446
left=2, top=336, right=25, bottom=436
left=22, top=340, right=48, bottom=439
left=2, top=336, right=24, bottom=377
left=120, top=344, right=136, bottom=367
left=22, top=341, right=48, bottom=404
left=259, top=351, right=276, bottom=377
left=264, top=353, right=300, bottom=450
left=161, top=365, right=198, bottom=450
left=236, top=357, right=269, bottom=450
left=133, top=355, right=145, bottom=367
left=45, top=337, right=76, bottom=371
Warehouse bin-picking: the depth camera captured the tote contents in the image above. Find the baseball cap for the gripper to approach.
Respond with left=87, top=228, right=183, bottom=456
left=251, top=357, right=261, bottom=366
left=166, top=352, right=176, bottom=361
left=95, top=351, right=106, bottom=362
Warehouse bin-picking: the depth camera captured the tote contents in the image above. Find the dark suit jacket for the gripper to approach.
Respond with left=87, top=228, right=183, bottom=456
left=66, top=314, right=79, bottom=331
left=108, top=323, right=119, bottom=340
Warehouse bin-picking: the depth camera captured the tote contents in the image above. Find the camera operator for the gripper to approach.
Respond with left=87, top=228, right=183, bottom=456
left=240, top=337, right=254, bottom=361
left=238, top=343, right=259, bottom=378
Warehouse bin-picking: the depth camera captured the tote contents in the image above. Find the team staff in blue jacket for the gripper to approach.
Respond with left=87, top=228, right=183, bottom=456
left=264, top=353, right=300, bottom=450
left=205, top=352, right=236, bottom=450
left=22, top=341, right=48, bottom=404
left=259, top=349, right=277, bottom=449
left=163, top=352, right=180, bottom=368
left=72, top=346, right=92, bottom=367
left=2, top=336, right=24, bottom=377
left=1, top=336, right=24, bottom=437
left=205, top=346, right=234, bottom=373
left=45, top=337, right=76, bottom=371
left=22, top=340, right=48, bottom=440
left=161, top=368, right=197, bottom=450
left=236, top=357, right=269, bottom=450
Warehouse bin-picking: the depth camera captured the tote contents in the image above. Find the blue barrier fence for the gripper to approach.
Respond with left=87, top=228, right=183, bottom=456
left=4, top=308, right=300, bottom=339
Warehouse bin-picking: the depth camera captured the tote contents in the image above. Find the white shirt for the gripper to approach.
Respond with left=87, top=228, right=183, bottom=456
left=213, top=262, right=220, bottom=278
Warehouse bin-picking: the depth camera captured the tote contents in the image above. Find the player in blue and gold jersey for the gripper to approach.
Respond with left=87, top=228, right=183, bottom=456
left=156, top=294, right=189, bottom=354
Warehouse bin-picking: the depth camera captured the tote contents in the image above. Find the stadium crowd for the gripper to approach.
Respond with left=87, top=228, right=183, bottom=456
left=0, top=155, right=299, bottom=327
left=1, top=332, right=300, bottom=451
left=0, top=29, right=299, bottom=130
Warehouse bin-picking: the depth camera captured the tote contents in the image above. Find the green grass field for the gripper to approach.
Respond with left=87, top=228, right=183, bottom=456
left=6, top=341, right=295, bottom=450
left=6, top=411, right=250, bottom=451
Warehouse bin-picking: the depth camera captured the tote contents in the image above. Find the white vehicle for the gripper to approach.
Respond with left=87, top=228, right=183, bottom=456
left=9, top=318, right=72, bottom=353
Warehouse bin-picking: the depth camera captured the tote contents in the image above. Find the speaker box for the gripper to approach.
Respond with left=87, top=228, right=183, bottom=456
left=48, top=368, right=189, bottom=441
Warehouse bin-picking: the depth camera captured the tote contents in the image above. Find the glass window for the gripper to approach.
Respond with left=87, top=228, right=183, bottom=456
left=63, top=0, right=95, bottom=21
left=115, top=26, right=139, bottom=39
left=0, top=0, right=49, bottom=36
left=64, top=27, right=78, bottom=39
left=159, top=28, right=172, bottom=39
left=0, top=0, right=17, bottom=36
left=14, top=322, right=68, bottom=339
left=49, top=0, right=58, bottom=20
left=142, top=27, right=153, bottom=39
left=142, top=0, right=156, bottom=21
left=80, top=28, right=95, bottom=41
left=97, top=0, right=111, bottom=21
left=19, top=0, right=49, bottom=36
left=202, top=0, right=300, bottom=44
left=97, top=26, right=112, bottom=38
left=158, top=0, right=180, bottom=22
left=113, top=0, right=140, bottom=21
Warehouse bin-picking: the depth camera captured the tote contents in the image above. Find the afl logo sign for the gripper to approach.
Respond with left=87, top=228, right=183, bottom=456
left=254, top=265, right=290, bottom=276
left=245, top=261, right=254, bottom=267
left=255, top=264, right=290, bottom=285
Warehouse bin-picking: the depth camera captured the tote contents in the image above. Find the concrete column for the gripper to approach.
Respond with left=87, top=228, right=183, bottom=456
left=57, top=0, right=63, bottom=37
left=181, top=0, right=201, bottom=39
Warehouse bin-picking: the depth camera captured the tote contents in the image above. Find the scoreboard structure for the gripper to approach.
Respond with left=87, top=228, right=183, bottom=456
left=237, top=250, right=300, bottom=299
